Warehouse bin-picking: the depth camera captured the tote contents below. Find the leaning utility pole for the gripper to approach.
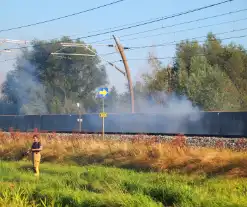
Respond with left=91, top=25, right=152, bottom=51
left=113, top=35, right=135, bottom=113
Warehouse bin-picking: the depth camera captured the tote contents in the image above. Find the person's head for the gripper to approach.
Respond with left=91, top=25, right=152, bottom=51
left=33, top=135, right=39, bottom=142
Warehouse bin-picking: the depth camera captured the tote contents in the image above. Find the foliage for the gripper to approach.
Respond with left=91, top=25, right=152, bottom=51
left=1, top=133, right=247, bottom=206
left=1, top=132, right=247, bottom=176
left=144, top=33, right=247, bottom=111
left=1, top=33, right=247, bottom=114
left=1, top=37, right=108, bottom=114
left=177, top=56, right=241, bottom=110
left=0, top=159, right=247, bottom=206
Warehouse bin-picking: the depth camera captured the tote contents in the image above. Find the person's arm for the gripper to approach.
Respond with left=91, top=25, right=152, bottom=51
left=24, top=148, right=31, bottom=155
left=39, top=142, right=43, bottom=151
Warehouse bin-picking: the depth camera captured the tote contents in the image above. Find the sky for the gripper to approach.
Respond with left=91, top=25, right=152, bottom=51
left=0, top=0, right=246, bottom=93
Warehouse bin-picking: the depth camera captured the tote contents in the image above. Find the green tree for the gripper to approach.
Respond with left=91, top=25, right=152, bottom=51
left=1, top=37, right=108, bottom=114
left=203, top=33, right=247, bottom=109
left=175, top=40, right=203, bottom=77
left=141, top=33, right=246, bottom=111
left=179, top=56, right=240, bottom=110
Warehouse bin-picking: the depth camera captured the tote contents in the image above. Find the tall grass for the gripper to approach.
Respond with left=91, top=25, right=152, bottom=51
left=0, top=132, right=247, bottom=177
left=0, top=161, right=247, bottom=207
left=1, top=132, right=247, bottom=206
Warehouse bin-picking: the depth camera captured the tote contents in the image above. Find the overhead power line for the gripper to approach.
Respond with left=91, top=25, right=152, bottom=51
left=1, top=33, right=246, bottom=64
left=0, top=28, right=246, bottom=63
left=75, top=0, right=234, bottom=39
left=1, top=17, right=244, bottom=55
left=0, top=49, right=12, bottom=53
left=109, top=33, right=247, bottom=63
left=0, top=0, right=126, bottom=33
left=0, top=51, right=117, bottom=63
left=121, top=17, right=247, bottom=42
left=58, top=42, right=126, bottom=75
left=65, top=1, right=235, bottom=36
left=51, top=53, right=96, bottom=56
left=112, top=35, right=247, bottom=63
left=82, top=14, right=164, bottom=35
left=0, top=39, right=30, bottom=44
left=1, top=27, right=246, bottom=62
left=91, top=27, right=247, bottom=56
left=0, top=0, right=235, bottom=54
left=112, top=50, right=238, bottom=62
left=127, top=27, right=247, bottom=50
left=0, top=58, right=18, bottom=63
left=0, top=39, right=125, bottom=53
left=89, top=8, right=247, bottom=44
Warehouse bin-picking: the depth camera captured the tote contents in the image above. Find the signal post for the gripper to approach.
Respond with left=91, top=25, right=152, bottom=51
left=97, top=87, right=108, bottom=139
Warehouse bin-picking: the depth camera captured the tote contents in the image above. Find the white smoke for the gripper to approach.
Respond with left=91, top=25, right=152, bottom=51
left=3, top=58, right=48, bottom=115
left=111, top=90, right=203, bottom=134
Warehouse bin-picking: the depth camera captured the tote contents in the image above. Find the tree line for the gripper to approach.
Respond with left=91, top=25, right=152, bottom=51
left=144, top=33, right=247, bottom=111
left=0, top=33, right=246, bottom=115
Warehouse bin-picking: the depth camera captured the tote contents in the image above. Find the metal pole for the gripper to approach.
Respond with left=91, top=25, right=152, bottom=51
left=112, top=35, right=135, bottom=113
left=79, top=110, right=81, bottom=132
left=51, top=52, right=96, bottom=56
left=60, top=43, right=126, bottom=75
left=102, top=98, right=105, bottom=139
left=77, top=103, right=82, bottom=132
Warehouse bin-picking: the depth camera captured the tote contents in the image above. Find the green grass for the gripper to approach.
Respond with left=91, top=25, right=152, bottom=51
left=0, top=161, right=247, bottom=207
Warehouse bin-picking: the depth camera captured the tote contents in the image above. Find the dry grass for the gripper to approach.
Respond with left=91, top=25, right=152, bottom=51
left=0, top=132, right=247, bottom=177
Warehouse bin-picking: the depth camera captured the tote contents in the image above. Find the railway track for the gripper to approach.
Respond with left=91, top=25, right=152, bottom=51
left=54, top=133, right=247, bottom=150
left=27, top=131, right=246, bottom=138
left=2, top=130, right=246, bottom=150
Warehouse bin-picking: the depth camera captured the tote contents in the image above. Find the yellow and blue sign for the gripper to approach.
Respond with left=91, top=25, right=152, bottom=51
left=99, top=112, right=107, bottom=118
left=96, top=88, right=108, bottom=98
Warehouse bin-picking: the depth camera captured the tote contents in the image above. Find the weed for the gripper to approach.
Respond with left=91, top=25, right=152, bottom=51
left=0, top=161, right=246, bottom=207
left=1, top=133, right=247, bottom=177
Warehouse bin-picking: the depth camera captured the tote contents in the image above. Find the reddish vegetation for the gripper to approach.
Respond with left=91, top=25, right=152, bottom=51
left=0, top=131, right=247, bottom=177
left=171, top=134, right=186, bottom=147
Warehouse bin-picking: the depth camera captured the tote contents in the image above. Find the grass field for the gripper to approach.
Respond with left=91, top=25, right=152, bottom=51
left=1, top=161, right=247, bottom=207
left=1, top=132, right=247, bottom=206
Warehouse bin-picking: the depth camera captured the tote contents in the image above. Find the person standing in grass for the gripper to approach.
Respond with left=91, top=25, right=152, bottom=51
left=30, top=135, right=43, bottom=176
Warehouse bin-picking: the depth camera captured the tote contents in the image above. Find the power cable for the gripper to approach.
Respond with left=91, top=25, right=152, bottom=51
left=0, top=51, right=117, bottom=63
left=1, top=28, right=246, bottom=63
left=88, top=8, right=247, bottom=44
left=111, top=34, right=247, bottom=63
left=0, top=58, right=17, bottom=63
left=127, top=27, right=247, bottom=50
left=75, top=0, right=234, bottom=39
left=0, top=0, right=235, bottom=53
left=86, top=27, right=247, bottom=56
left=79, top=14, right=163, bottom=35
left=121, top=17, right=247, bottom=42
left=0, top=0, right=126, bottom=33
left=56, top=1, right=235, bottom=36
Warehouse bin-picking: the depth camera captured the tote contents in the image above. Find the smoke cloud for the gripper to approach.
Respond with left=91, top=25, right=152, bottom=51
left=101, top=85, right=204, bottom=134
left=3, top=59, right=48, bottom=115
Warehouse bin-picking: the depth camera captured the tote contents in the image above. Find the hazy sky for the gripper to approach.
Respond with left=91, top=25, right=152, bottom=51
left=0, top=0, right=246, bottom=93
